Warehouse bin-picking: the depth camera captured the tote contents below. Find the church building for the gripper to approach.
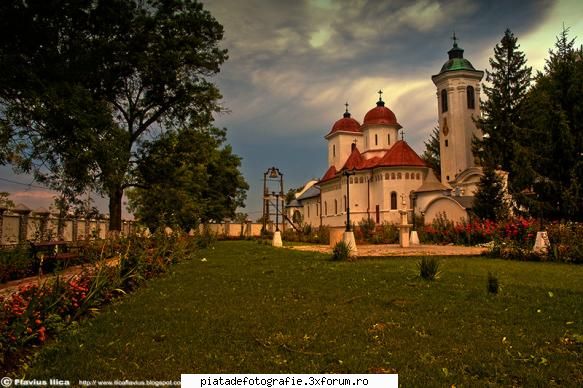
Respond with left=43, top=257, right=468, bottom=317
left=289, top=37, right=485, bottom=228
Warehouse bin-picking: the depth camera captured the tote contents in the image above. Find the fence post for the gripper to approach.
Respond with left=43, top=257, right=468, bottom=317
left=72, top=216, right=79, bottom=242
left=0, top=206, right=7, bottom=244
left=34, top=207, right=51, bottom=240
left=13, top=203, right=32, bottom=243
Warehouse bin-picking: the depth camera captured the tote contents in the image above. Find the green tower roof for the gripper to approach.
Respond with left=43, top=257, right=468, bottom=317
left=438, top=35, right=477, bottom=73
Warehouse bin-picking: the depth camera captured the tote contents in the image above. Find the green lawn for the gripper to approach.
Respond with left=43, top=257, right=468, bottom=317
left=26, top=241, right=582, bottom=386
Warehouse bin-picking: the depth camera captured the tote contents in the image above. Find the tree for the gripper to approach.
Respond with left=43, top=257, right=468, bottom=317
left=476, top=29, right=532, bottom=183
left=523, top=27, right=583, bottom=220
left=0, top=0, right=228, bottom=232
left=0, top=192, right=14, bottom=209
left=472, top=166, right=509, bottom=221
left=421, top=126, right=441, bottom=180
left=126, top=127, right=248, bottom=231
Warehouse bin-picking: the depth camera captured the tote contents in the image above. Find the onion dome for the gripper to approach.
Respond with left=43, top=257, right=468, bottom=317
left=438, top=34, right=477, bottom=73
left=326, top=103, right=361, bottom=137
left=362, top=91, right=402, bottom=128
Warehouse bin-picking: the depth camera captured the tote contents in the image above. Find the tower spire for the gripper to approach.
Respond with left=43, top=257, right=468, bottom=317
left=376, top=89, right=385, bottom=107
left=343, top=102, right=351, bottom=118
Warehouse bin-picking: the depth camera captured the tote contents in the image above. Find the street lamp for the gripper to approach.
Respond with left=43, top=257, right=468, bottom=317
left=272, top=191, right=280, bottom=232
left=342, top=169, right=356, bottom=232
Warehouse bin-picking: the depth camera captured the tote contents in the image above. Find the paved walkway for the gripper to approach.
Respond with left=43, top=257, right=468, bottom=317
left=288, top=243, right=487, bottom=257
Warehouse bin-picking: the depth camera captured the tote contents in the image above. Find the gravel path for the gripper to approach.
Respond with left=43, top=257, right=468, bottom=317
left=288, top=243, right=487, bottom=257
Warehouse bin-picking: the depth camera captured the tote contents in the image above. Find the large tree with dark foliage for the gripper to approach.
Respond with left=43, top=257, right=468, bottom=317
left=523, top=27, right=583, bottom=220
left=0, top=0, right=228, bottom=232
left=421, top=126, right=441, bottom=180
left=476, top=29, right=532, bottom=182
left=127, top=127, right=248, bottom=231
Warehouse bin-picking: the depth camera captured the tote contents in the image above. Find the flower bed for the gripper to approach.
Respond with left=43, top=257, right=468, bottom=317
left=0, top=233, right=200, bottom=372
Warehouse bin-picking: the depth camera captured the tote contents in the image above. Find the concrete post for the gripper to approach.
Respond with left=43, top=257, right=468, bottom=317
left=13, top=203, right=32, bottom=243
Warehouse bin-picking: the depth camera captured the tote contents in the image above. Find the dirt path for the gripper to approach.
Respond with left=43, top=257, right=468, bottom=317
left=0, top=258, right=119, bottom=298
left=288, top=243, right=487, bottom=257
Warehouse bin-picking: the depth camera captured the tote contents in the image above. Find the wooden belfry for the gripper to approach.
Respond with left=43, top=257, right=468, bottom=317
left=262, top=166, right=284, bottom=234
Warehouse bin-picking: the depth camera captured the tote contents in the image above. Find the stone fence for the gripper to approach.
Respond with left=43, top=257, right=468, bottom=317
left=0, top=205, right=136, bottom=245
left=201, top=222, right=267, bottom=238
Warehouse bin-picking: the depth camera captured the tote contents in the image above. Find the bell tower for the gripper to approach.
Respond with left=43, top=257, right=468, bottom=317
left=431, top=34, right=484, bottom=185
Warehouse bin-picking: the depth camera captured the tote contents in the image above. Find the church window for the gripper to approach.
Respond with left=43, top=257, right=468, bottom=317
left=343, top=195, right=347, bottom=211
left=416, top=173, right=421, bottom=180
left=391, top=173, right=395, bottom=179
left=441, top=89, right=448, bottom=113
left=397, top=173, right=402, bottom=179
left=446, top=175, right=450, bottom=181
left=307, top=205, right=310, bottom=218
left=388, top=134, right=391, bottom=145
left=324, top=202, right=327, bottom=216
left=350, top=177, right=353, bottom=184
left=359, top=176, right=364, bottom=184
left=375, top=134, right=378, bottom=146
left=405, top=173, right=409, bottom=179
left=390, top=192, right=397, bottom=210
left=334, top=199, right=338, bottom=214
left=333, top=144, right=336, bottom=157
left=385, top=173, right=390, bottom=180
left=316, top=204, right=319, bottom=216
left=467, top=86, right=475, bottom=109
left=445, top=140, right=449, bottom=147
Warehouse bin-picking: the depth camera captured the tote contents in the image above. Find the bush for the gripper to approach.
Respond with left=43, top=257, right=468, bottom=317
left=358, top=218, right=376, bottom=242
left=546, top=222, right=583, bottom=263
left=332, top=240, right=353, bottom=261
left=487, top=272, right=500, bottom=294
left=0, top=246, right=35, bottom=283
left=195, top=224, right=217, bottom=249
left=418, top=257, right=440, bottom=281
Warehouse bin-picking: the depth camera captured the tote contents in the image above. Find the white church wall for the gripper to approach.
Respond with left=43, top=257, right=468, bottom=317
left=327, top=133, right=361, bottom=169
left=424, top=197, right=468, bottom=224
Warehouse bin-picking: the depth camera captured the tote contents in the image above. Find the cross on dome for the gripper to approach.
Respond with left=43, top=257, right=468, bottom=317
left=345, top=102, right=349, bottom=113
left=378, top=89, right=383, bottom=101
left=451, top=31, right=458, bottom=48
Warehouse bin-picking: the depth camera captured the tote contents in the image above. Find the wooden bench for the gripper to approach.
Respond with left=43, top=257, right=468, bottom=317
left=30, top=241, right=80, bottom=271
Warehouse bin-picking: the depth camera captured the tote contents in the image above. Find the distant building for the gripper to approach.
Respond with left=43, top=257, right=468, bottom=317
left=289, top=37, right=485, bottom=227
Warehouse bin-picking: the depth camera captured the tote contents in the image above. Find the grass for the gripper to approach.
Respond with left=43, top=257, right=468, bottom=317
left=25, top=241, right=583, bottom=386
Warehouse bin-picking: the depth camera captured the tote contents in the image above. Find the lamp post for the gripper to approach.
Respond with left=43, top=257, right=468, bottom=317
left=342, top=169, right=356, bottom=232
left=272, top=191, right=280, bottom=232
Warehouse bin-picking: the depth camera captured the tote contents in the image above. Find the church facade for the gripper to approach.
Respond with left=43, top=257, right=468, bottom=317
left=289, top=38, right=485, bottom=228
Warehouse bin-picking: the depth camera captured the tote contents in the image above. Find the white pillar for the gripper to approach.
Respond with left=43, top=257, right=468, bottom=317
left=272, top=231, right=283, bottom=247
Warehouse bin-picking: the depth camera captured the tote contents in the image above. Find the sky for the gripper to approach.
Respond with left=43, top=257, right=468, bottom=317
left=1, top=0, right=583, bottom=220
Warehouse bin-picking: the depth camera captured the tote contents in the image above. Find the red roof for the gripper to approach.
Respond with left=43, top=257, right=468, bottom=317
left=377, top=140, right=427, bottom=167
left=319, top=165, right=338, bottom=182
left=363, top=101, right=401, bottom=128
left=341, top=147, right=363, bottom=170
left=326, top=112, right=361, bottom=137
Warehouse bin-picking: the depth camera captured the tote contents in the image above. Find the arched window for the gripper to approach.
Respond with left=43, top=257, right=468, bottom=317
left=390, top=192, right=397, bottom=210
left=307, top=205, right=310, bottom=218
left=391, top=173, right=395, bottom=179
left=385, top=173, right=390, bottom=180
left=333, top=144, right=336, bottom=157
left=467, top=86, right=475, bottom=109
left=405, top=172, right=409, bottom=179
left=397, top=172, right=402, bottom=179
left=359, top=176, right=364, bottom=184
left=324, top=201, right=327, bottom=216
left=416, top=173, right=421, bottom=180
left=441, top=89, right=448, bottom=113
left=388, top=134, right=391, bottom=145
left=350, top=177, right=354, bottom=184
left=375, top=134, right=378, bottom=146
left=316, top=203, right=319, bottom=216
left=343, top=195, right=347, bottom=211
left=334, top=199, right=338, bottom=214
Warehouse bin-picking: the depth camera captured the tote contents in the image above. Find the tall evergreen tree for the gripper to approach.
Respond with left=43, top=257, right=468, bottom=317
left=472, top=166, right=509, bottom=222
left=477, top=29, right=532, bottom=183
left=524, top=27, right=583, bottom=220
left=421, top=126, right=441, bottom=180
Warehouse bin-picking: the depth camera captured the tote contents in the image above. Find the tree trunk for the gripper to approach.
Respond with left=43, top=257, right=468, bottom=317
left=109, top=186, right=123, bottom=234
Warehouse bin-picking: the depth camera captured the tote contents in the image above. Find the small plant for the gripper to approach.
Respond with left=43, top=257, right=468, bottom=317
left=487, top=272, right=500, bottom=294
left=332, top=240, right=353, bottom=261
left=418, top=257, right=440, bottom=280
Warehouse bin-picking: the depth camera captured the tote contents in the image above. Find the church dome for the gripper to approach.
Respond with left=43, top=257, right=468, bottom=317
left=363, top=99, right=401, bottom=128
left=327, top=110, right=361, bottom=136
left=438, top=36, right=477, bottom=73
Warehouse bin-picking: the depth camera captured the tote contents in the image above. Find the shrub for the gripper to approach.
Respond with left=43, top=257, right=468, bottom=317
left=379, top=222, right=399, bottom=244
left=487, top=272, right=500, bottom=294
left=0, top=246, right=35, bottom=283
left=332, top=240, right=353, bottom=261
left=358, top=218, right=376, bottom=242
left=418, top=257, right=440, bottom=281
left=196, top=224, right=217, bottom=249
